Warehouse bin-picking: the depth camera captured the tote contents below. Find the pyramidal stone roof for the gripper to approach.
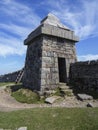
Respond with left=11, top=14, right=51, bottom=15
left=41, top=13, right=70, bottom=30
left=24, top=13, right=79, bottom=45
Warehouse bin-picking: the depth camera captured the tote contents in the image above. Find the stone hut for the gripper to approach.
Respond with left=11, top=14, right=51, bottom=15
left=23, top=13, right=79, bottom=92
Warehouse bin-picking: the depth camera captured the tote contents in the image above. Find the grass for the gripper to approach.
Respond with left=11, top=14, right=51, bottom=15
left=54, top=87, right=61, bottom=96
left=11, top=86, right=65, bottom=104
left=4, top=83, right=44, bottom=104
left=11, top=88, right=40, bottom=104
left=0, top=82, right=15, bottom=87
left=0, top=108, right=98, bottom=130
left=9, top=84, right=64, bottom=104
left=1, top=83, right=41, bottom=104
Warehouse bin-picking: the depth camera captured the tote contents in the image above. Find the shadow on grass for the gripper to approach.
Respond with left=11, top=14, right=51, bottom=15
left=10, top=83, right=23, bottom=92
left=9, top=83, right=36, bottom=93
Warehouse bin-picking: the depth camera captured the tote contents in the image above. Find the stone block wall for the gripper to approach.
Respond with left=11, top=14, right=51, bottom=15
left=69, top=60, right=98, bottom=91
left=23, top=14, right=79, bottom=92
left=23, top=34, right=77, bottom=92
left=41, top=35, right=77, bottom=91
left=23, top=36, right=42, bottom=91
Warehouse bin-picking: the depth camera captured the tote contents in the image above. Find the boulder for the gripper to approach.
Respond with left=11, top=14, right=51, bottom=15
left=77, top=94, right=93, bottom=101
left=18, top=127, right=27, bottom=130
left=45, top=96, right=60, bottom=104
left=87, top=103, right=94, bottom=107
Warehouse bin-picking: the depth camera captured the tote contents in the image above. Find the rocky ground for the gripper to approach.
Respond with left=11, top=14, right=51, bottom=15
left=0, top=85, right=98, bottom=112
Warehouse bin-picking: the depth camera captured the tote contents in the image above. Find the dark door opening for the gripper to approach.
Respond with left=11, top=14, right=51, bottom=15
left=58, top=57, right=67, bottom=83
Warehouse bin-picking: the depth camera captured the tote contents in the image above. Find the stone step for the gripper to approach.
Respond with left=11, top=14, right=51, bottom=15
left=77, top=94, right=93, bottom=101
left=58, top=83, right=74, bottom=97
left=59, top=83, right=67, bottom=86
left=44, top=90, right=56, bottom=97
left=59, top=85, right=71, bottom=90
left=60, top=89, right=74, bottom=96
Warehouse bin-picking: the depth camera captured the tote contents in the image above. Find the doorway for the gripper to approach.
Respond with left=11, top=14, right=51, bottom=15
left=58, top=57, right=67, bottom=83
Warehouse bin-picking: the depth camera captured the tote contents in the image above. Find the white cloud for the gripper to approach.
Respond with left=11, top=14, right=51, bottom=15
left=45, top=0, right=98, bottom=40
left=0, top=23, right=31, bottom=38
left=0, top=32, right=27, bottom=56
left=0, top=0, right=41, bottom=56
left=78, top=54, right=98, bottom=61
left=0, top=0, right=40, bottom=26
left=0, top=0, right=98, bottom=57
left=0, top=42, right=26, bottom=57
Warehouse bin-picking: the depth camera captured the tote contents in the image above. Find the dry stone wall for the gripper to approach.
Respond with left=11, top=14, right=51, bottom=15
left=0, top=70, right=22, bottom=82
left=69, top=60, right=98, bottom=91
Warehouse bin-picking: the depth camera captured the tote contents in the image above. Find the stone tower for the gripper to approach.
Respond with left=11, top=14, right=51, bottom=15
left=23, top=13, right=79, bottom=92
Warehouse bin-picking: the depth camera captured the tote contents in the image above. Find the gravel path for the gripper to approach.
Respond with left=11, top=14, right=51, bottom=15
left=0, top=86, right=98, bottom=112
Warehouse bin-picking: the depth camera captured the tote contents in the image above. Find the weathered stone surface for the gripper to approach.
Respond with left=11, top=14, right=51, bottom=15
left=23, top=13, right=78, bottom=92
left=18, top=127, right=27, bottom=130
left=59, top=85, right=70, bottom=90
left=77, top=94, right=93, bottom=101
left=24, top=14, right=79, bottom=45
left=45, top=96, right=61, bottom=104
left=0, top=127, right=27, bottom=130
left=41, top=13, right=69, bottom=30
left=23, top=37, right=42, bottom=91
left=87, top=103, right=94, bottom=107
left=70, top=60, right=98, bottom=91
left=44, top=90, right=56, bottom=97
left=61, top=89, right=73, bottom=96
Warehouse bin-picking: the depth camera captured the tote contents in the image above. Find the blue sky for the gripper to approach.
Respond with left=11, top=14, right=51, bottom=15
left=0, top=0, right=98, bottom=74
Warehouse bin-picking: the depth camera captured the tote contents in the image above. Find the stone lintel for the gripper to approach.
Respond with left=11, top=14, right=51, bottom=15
left=24, top=24, right=79, bottom=45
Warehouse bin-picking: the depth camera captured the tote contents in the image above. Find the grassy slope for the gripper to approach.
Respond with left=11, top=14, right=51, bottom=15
left=11, top=88, right=40, bottom=103
left=0, top=108, right=98, bottom=130
left=0, top=82, right=15, bottom=87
